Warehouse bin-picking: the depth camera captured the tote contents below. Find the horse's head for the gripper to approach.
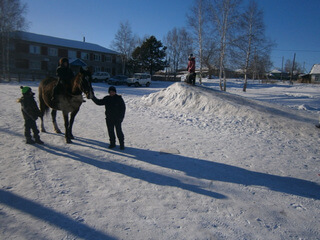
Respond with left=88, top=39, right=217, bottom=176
left=79, top=67, right=94, bottom=99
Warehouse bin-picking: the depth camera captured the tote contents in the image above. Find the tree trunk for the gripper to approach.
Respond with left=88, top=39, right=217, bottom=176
left=198, top=0, right=203, bottom=85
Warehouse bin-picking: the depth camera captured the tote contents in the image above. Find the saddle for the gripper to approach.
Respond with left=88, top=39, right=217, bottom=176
left=52, top=82, right=73, bottom=101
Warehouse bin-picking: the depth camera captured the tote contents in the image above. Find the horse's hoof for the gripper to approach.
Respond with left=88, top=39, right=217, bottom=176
left=70, top=135, right=75, bottom=139
left=66, top=139, right=72, bottom=144
left=41, top=129, right=46, bottom=133
left=55, top=130, right=62, bottom=134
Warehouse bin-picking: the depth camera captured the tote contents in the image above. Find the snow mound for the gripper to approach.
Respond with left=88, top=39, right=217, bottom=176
left=143, top=82, right=240, bottom=115
left=142, top=82, right=317, bottom=135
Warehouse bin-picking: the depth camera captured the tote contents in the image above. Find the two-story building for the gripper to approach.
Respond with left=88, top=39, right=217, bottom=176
left=9, top=31, right=120, bottom=80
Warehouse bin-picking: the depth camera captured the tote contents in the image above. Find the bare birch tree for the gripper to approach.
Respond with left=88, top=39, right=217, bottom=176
left=187, top=0, right=208, bottom=84
left=164, top=28, right=180, bottom=75
left=0, top=0, right=28, bottom=81
left=202, top=35, right=219, bottom=77
left=164, top=27, right=192, bottom=79
left=111, top=21, right=137, bottom=75
left=237, top=0, right=265, bottom=91
left=209, top=0, right=241, bottom=91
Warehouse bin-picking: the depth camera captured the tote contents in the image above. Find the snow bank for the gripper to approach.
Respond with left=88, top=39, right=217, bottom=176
left=142, top=82, right=318, bottom=137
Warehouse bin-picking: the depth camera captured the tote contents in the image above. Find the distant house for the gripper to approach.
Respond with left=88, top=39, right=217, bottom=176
left=298, top=73, right=311, bottom=83
left=268, top=69, right=290, bottom=80
left=7, top=31, right=121, bottom=80
left=310, top=64, right=320, bottom=83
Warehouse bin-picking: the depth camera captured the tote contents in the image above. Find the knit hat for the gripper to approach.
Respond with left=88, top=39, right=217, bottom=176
left=21, top=86, right=31, bottom=94
left=59, top=57, right=69, bottom=66
left=108, top=86, right=116, bottom=93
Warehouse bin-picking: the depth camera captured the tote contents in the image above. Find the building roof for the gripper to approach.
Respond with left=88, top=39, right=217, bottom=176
left=69, top=58, right=87, bottom=66
left=14, top=31, right=119, bottom=55
left=310, top=64, right=320, bottom=74
left=270, top=69, right=286, bottom=74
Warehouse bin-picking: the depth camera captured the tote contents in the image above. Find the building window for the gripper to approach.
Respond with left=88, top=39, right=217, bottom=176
left=29, top=61, right=41, bottom=70
left=94, top=54, right=101, bottom=62
left=29, top=45, right=40, bottom=54
left=49, top=47, right=58, bottom=56
left=68, top=50, right=76, bottom=59
left=105, top=56, right=112, bottom=62
left=81, top=52, right=89, bottom=60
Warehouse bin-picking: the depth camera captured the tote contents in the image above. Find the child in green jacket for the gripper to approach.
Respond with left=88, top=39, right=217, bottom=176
left=17, top=86, right=44, bottom=144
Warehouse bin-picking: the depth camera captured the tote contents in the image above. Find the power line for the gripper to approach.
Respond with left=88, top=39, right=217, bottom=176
left=272, top=49, right=320, bottom=53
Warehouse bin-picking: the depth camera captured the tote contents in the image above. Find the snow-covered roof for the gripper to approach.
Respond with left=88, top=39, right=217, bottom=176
left=69, top=58, right=87, bottom=66
left=235, top=69, right=244, bottom=73
left=14, top=31, right=119, bottom=55
left=310, top=64, right=320, bottom=74
left=270, top=69, right=285, bottom=74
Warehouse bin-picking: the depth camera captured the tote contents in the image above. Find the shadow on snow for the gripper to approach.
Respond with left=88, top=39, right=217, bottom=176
left=0, top=189, right=116, bottom=240
left=41, top=137, right=319, bottom=200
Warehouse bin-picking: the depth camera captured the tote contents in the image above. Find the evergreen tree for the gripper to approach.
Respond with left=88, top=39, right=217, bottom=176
left=131, top=36, right=167, bottom=75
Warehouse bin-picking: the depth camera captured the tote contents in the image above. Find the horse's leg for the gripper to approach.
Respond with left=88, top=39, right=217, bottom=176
left=51, top=110, right=62, bottom=133
left=63, top=111, right=72, bottom=143
left=38, top=88, right=46, bottom=132
left=69, top=108, right=80, bottom=139
left=40, top=116, right=46, bottom=133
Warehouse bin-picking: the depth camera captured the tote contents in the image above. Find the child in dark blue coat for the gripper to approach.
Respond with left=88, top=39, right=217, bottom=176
left=92, top=86, right=126, bottom=149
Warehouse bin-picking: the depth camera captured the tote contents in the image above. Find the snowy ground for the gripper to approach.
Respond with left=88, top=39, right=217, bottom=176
left=0, top=78, right=319, bottom=240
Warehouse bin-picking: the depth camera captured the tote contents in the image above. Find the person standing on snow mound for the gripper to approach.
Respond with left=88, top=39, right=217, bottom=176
left=91, top=86, right=126, bottom=150
left=186, top=54, right=196, bottom=85
left=52, top=57, right=75, bottom=101
left=17, top=86, right=44, bottom=144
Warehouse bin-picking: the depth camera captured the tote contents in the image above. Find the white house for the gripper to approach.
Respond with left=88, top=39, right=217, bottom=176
left=310, top=64, right=320, bottom=82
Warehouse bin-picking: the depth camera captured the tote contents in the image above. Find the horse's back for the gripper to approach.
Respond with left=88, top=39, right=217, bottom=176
left=39, top=76, right=57, bottom=89
left=38, top=76, right=58, bottom=109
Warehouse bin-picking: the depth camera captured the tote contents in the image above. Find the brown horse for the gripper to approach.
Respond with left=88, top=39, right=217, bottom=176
left=38, top=67, right=94, bottom=143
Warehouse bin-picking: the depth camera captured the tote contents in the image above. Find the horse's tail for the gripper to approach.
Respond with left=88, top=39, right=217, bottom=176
left=38, top=80, right=49, bottom=117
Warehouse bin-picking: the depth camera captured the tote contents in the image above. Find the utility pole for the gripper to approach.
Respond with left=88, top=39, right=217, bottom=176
left=290, top=53, right=296, bottom=84
left=281, top=56, right=284, bottom=81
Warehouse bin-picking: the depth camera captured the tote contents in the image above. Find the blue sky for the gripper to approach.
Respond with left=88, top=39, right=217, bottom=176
left=22, top=0, right=320, bottom=72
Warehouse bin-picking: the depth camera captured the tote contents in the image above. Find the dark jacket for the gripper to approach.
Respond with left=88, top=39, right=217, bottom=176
left=56, top=66, right=74, bottom=84
left=18, top=94, right=41, bottom=121
left=92, top=94, right=126, bottom=121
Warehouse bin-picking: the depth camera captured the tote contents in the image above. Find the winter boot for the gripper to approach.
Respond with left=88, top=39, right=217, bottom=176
left=35, top=136, right=44, bottom=144
left=108, top=143, right=116, bottom=149
left=316, top=123, right=320, bottom=129
left=120, top=141, right=125, bottom=150
left=26, top=137, right=35, bottom=144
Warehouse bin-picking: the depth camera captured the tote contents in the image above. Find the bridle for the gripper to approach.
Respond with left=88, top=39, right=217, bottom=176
left=79, top=71, right=93, bottom=97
